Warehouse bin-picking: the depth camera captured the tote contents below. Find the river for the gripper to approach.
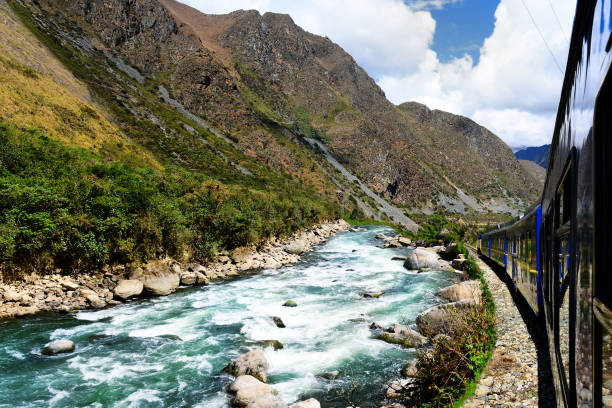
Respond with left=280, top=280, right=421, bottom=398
left=0, top=226, right=455, bottom=408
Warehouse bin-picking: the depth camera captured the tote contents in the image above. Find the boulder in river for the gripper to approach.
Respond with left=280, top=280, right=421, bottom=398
left=42, top=339, right=75, bottom=355
left=398, top=236, right=412, bottom=246
left=282, top=300, right=297, bottom=307
left=363, top=291, right=385, bottom=298
left=272, top=316, right=286, bottom=328
left=370, top=322, right=383, bottom=330
left=225, top=349, right=270, bottom=382
left=402, top=360, right=418, bottom=378
left=316, top=370, right=342, bottom=380
left=143, top=273, right=180, bottom=296
left=289, top=398, right=321, bottom=408
left=180, top=271, right=197, bottom=285
left=436, top=280, right=481, bottom=304
left=113, top=279, right=143, bottom=300
left=228, top=375, right=286, bottom=408
left=376, top=324, right=425, bottom=348
left=85, top=294, right=106, bottom=309
left=403, top=248, right=441, bottom=271
left=252, top=340, right=283, bottom=351
left=391, top=256, right=407, bottom=261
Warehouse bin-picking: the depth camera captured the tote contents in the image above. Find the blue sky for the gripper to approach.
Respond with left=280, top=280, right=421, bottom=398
left=427, top=0, right=500, bottom=63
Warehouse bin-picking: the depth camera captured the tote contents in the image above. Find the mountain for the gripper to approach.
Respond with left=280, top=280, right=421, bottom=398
left=0, top=0, right=541, bottom=273
left=514, top=144, right=550, bottom=168
left=518, top=160, right=546, bottom=185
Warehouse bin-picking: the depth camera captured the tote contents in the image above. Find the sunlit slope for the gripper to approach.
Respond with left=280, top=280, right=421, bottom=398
left=0, top=1, right=162, bottom=168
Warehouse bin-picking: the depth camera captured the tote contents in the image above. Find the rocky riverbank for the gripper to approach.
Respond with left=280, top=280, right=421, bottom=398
left=371, top=234, right=486, bottom=406
left=0, top=220, right=349, bottom=320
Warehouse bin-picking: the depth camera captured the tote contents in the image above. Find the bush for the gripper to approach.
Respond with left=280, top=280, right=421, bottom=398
left=404, top=249, right=496, bottom=407
left=404, top=297, right=496, bottom=407
left=0, top=121, right=338, bottom=278
left=411, top=215, right=466, bottom=243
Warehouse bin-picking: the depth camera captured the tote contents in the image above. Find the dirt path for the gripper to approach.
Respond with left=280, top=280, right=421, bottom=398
left=463, top=247, right=555, bottom=407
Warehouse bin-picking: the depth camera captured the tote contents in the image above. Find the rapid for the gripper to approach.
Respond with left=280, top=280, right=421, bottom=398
left=0, top=225, right=456, bottom=408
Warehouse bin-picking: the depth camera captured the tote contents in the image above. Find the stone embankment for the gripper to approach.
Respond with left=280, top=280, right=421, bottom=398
left=0, top=220, right=349, bottom=320
left=462, top=249, right=539, bottom=407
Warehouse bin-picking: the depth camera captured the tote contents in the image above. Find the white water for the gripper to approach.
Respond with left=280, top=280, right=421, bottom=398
left=0, top=226, right=455, bottom=407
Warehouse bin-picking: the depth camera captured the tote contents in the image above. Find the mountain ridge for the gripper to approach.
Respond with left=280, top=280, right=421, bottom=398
left=4, top=0, right=540, bottom=221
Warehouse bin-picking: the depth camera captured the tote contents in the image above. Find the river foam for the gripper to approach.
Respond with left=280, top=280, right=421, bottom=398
left=0, top=225, right=454, bottom=407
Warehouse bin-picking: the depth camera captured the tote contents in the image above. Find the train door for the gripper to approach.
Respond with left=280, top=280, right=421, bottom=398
left=554, top=154, right=577, bottom=407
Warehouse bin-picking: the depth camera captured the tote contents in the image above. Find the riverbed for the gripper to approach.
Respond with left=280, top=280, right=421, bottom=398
left=0, top=225, right=455, bottom=408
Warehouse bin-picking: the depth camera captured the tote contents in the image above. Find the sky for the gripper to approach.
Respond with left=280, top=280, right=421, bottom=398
left=179, top=0, right=576, bottom=149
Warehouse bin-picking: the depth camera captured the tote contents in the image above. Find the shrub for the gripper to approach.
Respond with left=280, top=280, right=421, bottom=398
left=404, top=249, right=496, bottom=407
left=0, top=121, right=338, bottom=278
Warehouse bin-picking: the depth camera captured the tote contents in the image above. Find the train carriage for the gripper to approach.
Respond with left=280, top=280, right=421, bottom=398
left=479, top=1, right=612, bottom=406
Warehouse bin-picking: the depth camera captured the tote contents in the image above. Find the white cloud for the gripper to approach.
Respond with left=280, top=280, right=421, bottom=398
left=180, top=0, right=435, bottom=77
left=179, top=0, right=575, bottom=148
left=379, top=0, right=575, bottom=147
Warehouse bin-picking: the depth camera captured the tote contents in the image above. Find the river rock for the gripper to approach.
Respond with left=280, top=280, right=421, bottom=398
left=3, top=290, right=22, bottom=302
left=232, top=247, right=256, bottom=263
left=436, top=280, right=481, bottom=304
left=180, top=272, right=197, bottom=285
left=398, top=237, right=412, bottom=246
left=272, top=316, right=286, bottom=328
left=195, top=272, right=209, bottom=285
left=391, top=256, right=407, bottom=261
left=228, top=375, right=286, bottom=408
left=225, top=349, right=270, bottom=382
left=282, top=300, right=297, bottom=307
left=61, top=281, right=79, bottom=291
left=386, top=378, right=412, bottom=399
left=284, top=240, right=308, bottom=255
left=402, top=360, right=418, bottom=378
left=403, top=249, right=440, bottom=271
left=252, top=340, right=283, bottom=350
left=363, top=291, right=385, bottom=298
left=85, top=294, right=106, bottom=309
left=143, top=273, right=180, bottom=296
left=289, top=398, right=321, bottom=408
left=451, top=258, right=468, bottom=272
left=317, top=370, right=342, bottom=380
left=416, top=300, right=476, bottom=336
left=442, top=243, right=459, bottom=260
left=42, top=339, right=75, bottom=355
left=113, top=279, right=143, bottom=300
left=375, top=233, right=388, bottom=240
left=377, top=324, right=425, bottom=348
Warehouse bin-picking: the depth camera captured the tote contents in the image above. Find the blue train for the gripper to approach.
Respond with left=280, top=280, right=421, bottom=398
left=478, top=1, right=612, bottom=406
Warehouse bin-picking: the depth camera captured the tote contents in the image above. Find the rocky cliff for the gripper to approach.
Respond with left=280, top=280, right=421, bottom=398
left=5, top=0, right=540, bottom=219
